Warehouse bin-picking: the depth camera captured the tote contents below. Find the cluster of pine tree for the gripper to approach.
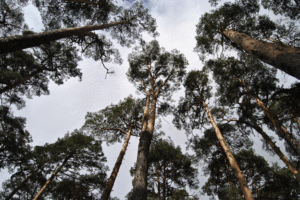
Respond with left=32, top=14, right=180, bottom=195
left=0, top=0, right=300, bottom=199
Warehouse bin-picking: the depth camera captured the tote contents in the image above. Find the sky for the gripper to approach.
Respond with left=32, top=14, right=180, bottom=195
left=1, top=0, right=298, bottom=199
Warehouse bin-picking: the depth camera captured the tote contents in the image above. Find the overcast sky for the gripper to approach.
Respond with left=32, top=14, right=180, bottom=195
left=1, top=0, right=298, bottom=199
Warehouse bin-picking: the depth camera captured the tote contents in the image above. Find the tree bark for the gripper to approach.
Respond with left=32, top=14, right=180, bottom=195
left=245, top=117, right=300, bottom=182
left=156, top=163, right=161, bottom=200
left=100, top=128, right=132, bottom=200
left=201, top=99, right=254, bottom=200
left=0, top=69, right=42, bottom=94
left=132, top=95, right=157, bottom=200
left=0, top=20, right=130, bottom=55
left=237, top=78, right=300, bottom=156
left=222, top=29, right=300, bottom=80
left=162, top=164, right=166, bottom=200
left=33, top=153, right=73, bottom=200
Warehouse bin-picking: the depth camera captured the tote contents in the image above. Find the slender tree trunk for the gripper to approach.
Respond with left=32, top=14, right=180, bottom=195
left=100, top=128, right=132, bottom=200
left=132, top=94, right=157, bottom=200
left=6, top=168, right=40, bottom=200
left=33, top=153, right=73, bottom=200
left=156, top=163, right=161, bottom=200
left=290, top=113, right=300, bottom=129
left=201, top=99, right=254, bottom=200
left=245, top=117, right=300, bottom=181
left=162, top=164, right=166, bottom=200
left=222, top=29, right=300, bottom=80
left=0, top=69, right=42, bottom=94
left=237, top=78, right=300, bottom=156
left=0, top=20, right=130, bottom=55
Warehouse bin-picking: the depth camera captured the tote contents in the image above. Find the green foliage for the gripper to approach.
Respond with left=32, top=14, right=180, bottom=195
left=201, top=148, right=300, bottom=199
left=1, top=130, right=108, bottom=199
left=0, top=0, right=28, bottom=36
left=127, top=40, right=187, bottom=100
left=83, top=96, right=144, bottom=145
left=0, top=105, right=32, bottom=170
left=0, top=40, right=82, bottom=109
left=204, top=54, right=278, bottom=107
left=194, top=1, right=294, bottom=61
left=173, top=70, right=212, bottom=131
left=261, top=0, right=300, bottom=20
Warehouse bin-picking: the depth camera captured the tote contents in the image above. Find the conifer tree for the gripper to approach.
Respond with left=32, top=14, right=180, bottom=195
left=130, top=138, right=199, bottom=200
left=205, top=55, right=300, bottom=156
left=32, top=130, right=107, bottom=200
left=0, top=1, right=158, bottom=55
left=195, top=1, right=300, bottom=80
left=83, top=96, right=144, bottom=200
left=127, top=40, right=188, bottom=200
left=173, top=70, right=254, bottom=200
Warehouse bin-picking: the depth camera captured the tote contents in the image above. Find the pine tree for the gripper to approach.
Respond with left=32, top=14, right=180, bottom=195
left=130, top=138, right=198, bottom=200
left=173, top=70, right=254, bottom=200
left=127, top=40, right=188, bottom=200
left=0, top=1, right=158, bottom=55
left=83, top=96, right=144, bottom=200
left=31, top=130, right=107, bottom=199
left=195, top=1, right=300, bottom=80
left=205, top=55, right=300, bottom=156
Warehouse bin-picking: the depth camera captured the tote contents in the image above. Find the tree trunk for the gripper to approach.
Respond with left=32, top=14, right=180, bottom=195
left=132, top=95, right=157, bottom=200
left=6, top=168, right=40, bottom=200
left=201, top=99, right=254, bottom=200
left=0, top=69, right=42, bottom=94
left=33, top=153, right=73, bottom=200
left=162, top=164, right=166, bottom=200
left=0, top=20, right=130, bottom=55
left=237, top=78, right=300, bottom=156
left=100, top=128, right=132, bottom=200
left=245, top=117, right=300, bottom=181
left=222, top=29, right=300, bottom=80
left=156, top=163, right=161, bottom=200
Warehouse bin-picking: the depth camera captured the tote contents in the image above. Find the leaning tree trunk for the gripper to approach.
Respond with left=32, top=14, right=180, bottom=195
left=33, top=153, right=73, bottom=200
left=222, top=29, right=300, bottom=80
left=0, top=20, right=130, bottom=55
left=132, top=94, right=157, bottom=200
left=237, top=78, right=300, bottom=156
left=100, top=128, right=132, bottom=200
left=244, top=117, right=300, bottom=181
left=201, top=99, right=254, bottom=200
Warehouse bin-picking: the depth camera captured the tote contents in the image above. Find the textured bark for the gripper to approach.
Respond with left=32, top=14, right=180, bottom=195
left=100, top=128, right=132, bottom=200
left=0, top=69, right=42, bottom=94
left=132, top=130, right=152, bottom=200
left=6, top=168, right=40, bottom=200
left=246, top=117, right=300, bottom=182
left=223, top=29, right=300, bottom=80
left=132, top=95, right=157, bottom=200
left=237, top=78, right=300, bottom=156
left=141, top=95, right=150, bottom=132
left=201, top=100, right=254, bottom=200
left=33, top=153, right=73, bottom=200
left=0, top=20, right=130, bottom=55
